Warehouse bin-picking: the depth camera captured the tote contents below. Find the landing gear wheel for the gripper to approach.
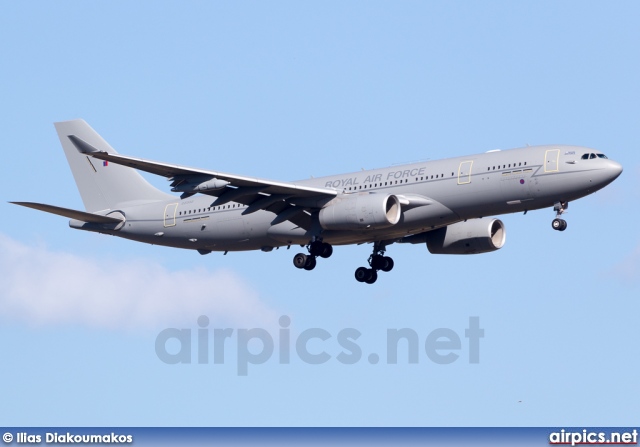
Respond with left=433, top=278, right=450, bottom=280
left=364, top=269, right=378, bottom=284
left=309, top=240, right=324, bottom=256
left=381, top=256, right=394, bottom=272
left=370, top=254, right=385, bottom=270
left=355, top=267, right=370, bottom=283
left=551, top=202, right=569, bottom=232
left=552, top=218, right=567, bottom=231
left=319, top=242, right=333, bottom=258
left=303, top=255, right=317, bottom=270
left=356, top=242, right=395, bottom=283
left=293, top=253, right=308, bottom=269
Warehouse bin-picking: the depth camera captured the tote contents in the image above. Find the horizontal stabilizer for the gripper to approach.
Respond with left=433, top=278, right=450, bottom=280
left=10, top=202, right=124, bottom=224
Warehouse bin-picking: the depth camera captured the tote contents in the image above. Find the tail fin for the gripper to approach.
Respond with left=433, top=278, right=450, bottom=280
left=55, top=120, right=174, bottom=212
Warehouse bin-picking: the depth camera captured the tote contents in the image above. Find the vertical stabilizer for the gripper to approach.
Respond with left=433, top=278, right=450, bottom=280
left=54, top=120, right=174, bottom=212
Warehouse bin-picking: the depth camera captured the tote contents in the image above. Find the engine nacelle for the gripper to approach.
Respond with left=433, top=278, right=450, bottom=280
left=319, top=193, right=401, bottom=231
left=426, top=218, right=506, bottom=254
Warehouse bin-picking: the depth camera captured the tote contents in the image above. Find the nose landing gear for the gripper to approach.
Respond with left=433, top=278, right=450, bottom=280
left=552, top=201, right=568, bottom=231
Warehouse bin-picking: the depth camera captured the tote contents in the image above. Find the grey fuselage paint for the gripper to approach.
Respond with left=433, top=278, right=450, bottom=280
left=71, top=145, right=622, bottom=252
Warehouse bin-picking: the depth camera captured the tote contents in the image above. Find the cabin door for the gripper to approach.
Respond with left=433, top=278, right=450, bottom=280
left=544, top=149, right=560, bottom=173
left=164, top=203, right=178, bottom=227
left=457, top=160, right=473, bottom=184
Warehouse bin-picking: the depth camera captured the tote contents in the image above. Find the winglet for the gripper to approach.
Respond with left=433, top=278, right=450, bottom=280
left=67, top=134, right=104, bottom=154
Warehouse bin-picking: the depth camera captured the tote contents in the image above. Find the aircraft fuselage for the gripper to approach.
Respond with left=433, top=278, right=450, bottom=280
left=77, top=144, right=621, bottom=252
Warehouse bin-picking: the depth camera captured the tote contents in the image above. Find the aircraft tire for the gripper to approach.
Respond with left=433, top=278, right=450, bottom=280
left=381, top=257, right=394, bottom=272
left=355, top=267, right=369, bottom=282
left=552, top=218, right=563, bottom=231
left=303, top=255, right=317, bottom=271
left=370, top=254, right=384, bottom=270
left=319, top=243, right=333, bottom=258
left=309, top=240, right=324, bottom=256
left=559, top=219, right=567, bottom=231
left=293, top=253, right=308, bottom=269
left=365, top=269, right=378, bottom=284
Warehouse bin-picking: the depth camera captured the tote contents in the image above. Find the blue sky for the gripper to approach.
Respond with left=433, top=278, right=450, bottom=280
left=1, top=1, right=639, bottom=426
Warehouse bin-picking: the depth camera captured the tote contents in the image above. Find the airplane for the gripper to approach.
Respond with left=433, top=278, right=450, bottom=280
left=12, top=120, right=623, bottom=284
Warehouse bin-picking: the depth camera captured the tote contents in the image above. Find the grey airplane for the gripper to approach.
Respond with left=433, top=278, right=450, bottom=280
left=12, top=120, right=623, bottom=284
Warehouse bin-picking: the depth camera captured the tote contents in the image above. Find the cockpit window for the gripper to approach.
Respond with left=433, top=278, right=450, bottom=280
left=581, top=153, right=608, bottom=160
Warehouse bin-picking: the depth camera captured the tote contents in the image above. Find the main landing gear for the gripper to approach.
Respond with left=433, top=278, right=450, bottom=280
left=551, top=201, right=568, bottom=232
left=293, top=239, right=333, bottom=271
left=354, top=242, right=394, bottom=284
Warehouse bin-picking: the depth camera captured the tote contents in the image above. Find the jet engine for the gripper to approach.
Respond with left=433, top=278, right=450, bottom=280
left=426, top=218, right=506, bottom=254
left=319, top=193, right=401, bottom=231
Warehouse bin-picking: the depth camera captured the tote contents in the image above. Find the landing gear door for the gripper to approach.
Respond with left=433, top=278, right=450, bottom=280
left=545, top=149, right=560, bottom=173
left=458, top=160, right=473, bottom=185
left=164, top=203, right=178, bottom=227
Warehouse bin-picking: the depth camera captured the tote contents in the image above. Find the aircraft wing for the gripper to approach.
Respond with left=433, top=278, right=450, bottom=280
left=69, top=135, right=337, bottom=229
left=69, top=135, right=336, bottom=199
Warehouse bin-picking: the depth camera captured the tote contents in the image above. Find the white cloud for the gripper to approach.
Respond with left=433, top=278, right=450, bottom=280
left=0, top=233, right=279, bottom=330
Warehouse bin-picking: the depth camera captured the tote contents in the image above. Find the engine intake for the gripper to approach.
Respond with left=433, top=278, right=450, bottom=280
left=319, top=193, right=401, bottom=231
left=426, top=218, right=506, bottom=254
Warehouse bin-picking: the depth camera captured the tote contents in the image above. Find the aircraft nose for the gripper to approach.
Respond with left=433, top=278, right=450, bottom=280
left=606, top=160, right=623, bottom=179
